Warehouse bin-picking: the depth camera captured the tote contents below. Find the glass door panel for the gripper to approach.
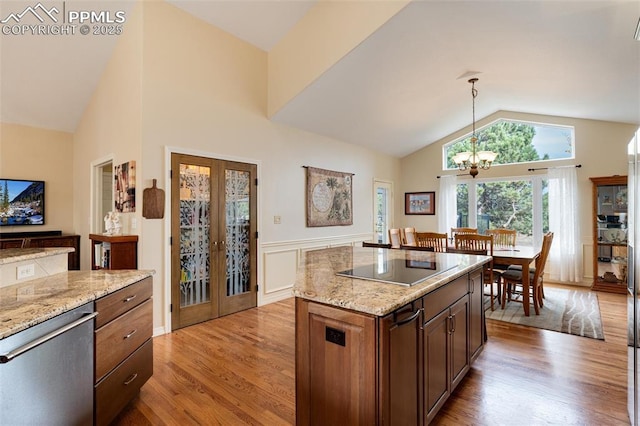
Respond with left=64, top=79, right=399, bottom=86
left=374, top=180, right=392, bottom=244
left=171, top=154, right=219, bottom=330
left=219, top=161, right=257, bottom=317
left=225, top=169, right=251, bottom=296
left=179, top=164, right=211, bottom=307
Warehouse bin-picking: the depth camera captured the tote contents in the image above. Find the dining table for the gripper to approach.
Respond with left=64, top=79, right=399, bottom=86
left=491, top=245, right=542, bottom=316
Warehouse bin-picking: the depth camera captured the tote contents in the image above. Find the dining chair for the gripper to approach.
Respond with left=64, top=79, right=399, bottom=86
left=485, top=228, right=516, bottom=249
left=403, top=227, right=417, bottom=246
left=453, top=233, right=500, bottom=310
left=388, top=229, right=402, bottom=249
left=500, top=232, right=554, bottom=314
left=451, top=227, right=478, bottom=239
left=485, top=228, right=517, bottom=273
left=415, top=232, right=448, bottom=252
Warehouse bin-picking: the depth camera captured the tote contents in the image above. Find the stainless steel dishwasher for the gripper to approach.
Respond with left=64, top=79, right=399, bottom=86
left=0, top=302, right=97, bottom=425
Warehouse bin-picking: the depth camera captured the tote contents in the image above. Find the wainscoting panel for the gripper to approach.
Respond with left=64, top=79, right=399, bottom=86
left=259, top=233, right=372, bottom=305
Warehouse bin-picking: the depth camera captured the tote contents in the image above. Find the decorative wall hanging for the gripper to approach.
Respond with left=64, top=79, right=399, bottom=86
left=306, top=166, right=353, bottom=227
left=114, top=161, right=136, bottom=213
left=143, top=179, right=165, bottom=219
left=405, top=191, right=435, bottom=215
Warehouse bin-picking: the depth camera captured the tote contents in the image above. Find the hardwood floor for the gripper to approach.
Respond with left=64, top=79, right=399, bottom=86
left=114, top=284, right=630, bottom=425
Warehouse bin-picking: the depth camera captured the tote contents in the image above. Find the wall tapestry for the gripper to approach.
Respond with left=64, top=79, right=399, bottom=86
left=114, top=161, right=136, bottom=213
left=306, top=166, right=353, bottom=227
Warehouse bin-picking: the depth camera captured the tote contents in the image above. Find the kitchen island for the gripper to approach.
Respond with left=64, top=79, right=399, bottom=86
left=293, top=246, right=491, bottom=425
left=0, top=248, right=154, bottom=425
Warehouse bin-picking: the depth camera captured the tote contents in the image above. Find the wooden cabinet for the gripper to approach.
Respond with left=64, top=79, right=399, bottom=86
left=90, top=234, right=138, bottom=270
left=590, top=176, right=628, bottom=293
left=94, top=277, right=153, bottom=426
left=296, top=267, right=484, bottom=426
left=295, top=299, right=376, bottom=426
left=0, top=232, right=80, bottom=270
left=423, top=275, right=470, bottom=423
left=379, top=299, right=423, bottom=425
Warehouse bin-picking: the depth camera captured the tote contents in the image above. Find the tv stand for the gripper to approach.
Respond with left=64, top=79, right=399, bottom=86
left=0, top=232, right=80, bottom=270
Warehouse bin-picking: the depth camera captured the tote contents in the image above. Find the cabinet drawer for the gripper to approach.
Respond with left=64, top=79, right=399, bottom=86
left=95, top=277, right=152, bottom=328
left=95, top=338, right=153, bottom=426
left=95, top=299, right=153, bottom=381
left=423, top=274, right=468, bottom=322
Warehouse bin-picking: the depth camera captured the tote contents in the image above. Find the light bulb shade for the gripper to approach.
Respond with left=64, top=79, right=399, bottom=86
left=453, top=152, right=471, bottom=164
left=478, top=151, right=497, bottom=162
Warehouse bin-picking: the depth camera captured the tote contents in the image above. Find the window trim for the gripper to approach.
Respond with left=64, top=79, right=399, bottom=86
left=442, top=118, right=575, bottom=170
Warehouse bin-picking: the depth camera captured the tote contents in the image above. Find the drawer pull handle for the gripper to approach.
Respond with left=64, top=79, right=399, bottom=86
left=124, top=329, right=137, bottom=339
left=123, top=373, right=138, bottom=385
left=123, top=295, right=137, bottom=303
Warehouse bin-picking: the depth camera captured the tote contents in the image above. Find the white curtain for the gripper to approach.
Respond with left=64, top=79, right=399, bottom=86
left=548, top=166, right=582, bottom=282
left=438, top=175, right=457, bottom=237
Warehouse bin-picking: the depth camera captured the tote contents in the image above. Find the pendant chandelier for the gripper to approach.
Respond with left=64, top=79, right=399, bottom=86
left=452, top=78, right=497, bottom=178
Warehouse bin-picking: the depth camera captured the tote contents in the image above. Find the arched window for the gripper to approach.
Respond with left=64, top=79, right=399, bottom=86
left=443, top=119, right=574, bottom=170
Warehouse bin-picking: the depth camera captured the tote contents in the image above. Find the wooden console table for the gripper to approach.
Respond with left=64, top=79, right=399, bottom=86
left=90, top=234, right=138, bottom=270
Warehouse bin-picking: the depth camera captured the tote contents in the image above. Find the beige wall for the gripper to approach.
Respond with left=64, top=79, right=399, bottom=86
left=73, top=1, right=143, bottom=264
left=398, top=110, right=638, bottom=283
left=0, top=123, right=74, bottom=233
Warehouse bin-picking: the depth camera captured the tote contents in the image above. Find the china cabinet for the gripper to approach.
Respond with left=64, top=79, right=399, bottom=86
left=591, top=175, right=628, bottom=293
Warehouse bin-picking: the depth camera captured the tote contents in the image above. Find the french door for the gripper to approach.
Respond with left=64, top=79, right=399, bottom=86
left=374, top=180, right=393, bottom=243
left=171, top=153, right=257, bottom=330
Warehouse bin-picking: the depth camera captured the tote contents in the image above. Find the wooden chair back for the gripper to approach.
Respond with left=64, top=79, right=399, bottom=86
left=455, top=233, right=493, bottom=255
left=535, top=232, right=554, bottom=280
left=415, top=232, right=448, bottom=252
left=451, top=227, right=478, bottom=239
left=388, top=229, right=402, bottom=248
left=485, top=229, right=516, bottom=249
left=453, top=233, right=497, bottom=309
left=403, top=227, right=417, bottom=246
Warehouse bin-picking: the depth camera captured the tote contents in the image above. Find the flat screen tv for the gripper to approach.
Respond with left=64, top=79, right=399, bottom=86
left=0, top=178, right=45, bottom=226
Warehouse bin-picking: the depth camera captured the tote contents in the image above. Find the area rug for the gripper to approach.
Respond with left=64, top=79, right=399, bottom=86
left=485, top=287, right=605, bottom=340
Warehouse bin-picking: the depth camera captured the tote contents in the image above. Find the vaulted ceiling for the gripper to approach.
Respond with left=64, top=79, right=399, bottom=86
left=2, top=0, right=639, bottom=157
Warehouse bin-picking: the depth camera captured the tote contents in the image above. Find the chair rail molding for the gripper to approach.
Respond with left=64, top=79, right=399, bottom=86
left=259, top=233, right=372, bottom=305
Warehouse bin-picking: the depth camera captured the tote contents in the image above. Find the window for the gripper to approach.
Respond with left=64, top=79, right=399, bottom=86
left=456, top=177, right=548, bottom=247
left=444, top=119, right=574, bottom=170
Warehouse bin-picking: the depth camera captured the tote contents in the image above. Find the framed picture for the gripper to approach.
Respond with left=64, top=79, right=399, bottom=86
left=405, top=191, right=435, bottom=215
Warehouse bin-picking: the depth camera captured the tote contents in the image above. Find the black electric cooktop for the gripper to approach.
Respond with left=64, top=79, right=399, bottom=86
left=336, top=256, right=458, bottom=287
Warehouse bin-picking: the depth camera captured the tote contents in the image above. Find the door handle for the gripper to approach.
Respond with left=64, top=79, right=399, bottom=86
left=123, top=373, right=138, bottom=385
left=124, top=329, right=137, bottom=339
left=0, top=312, right=98, bottom=364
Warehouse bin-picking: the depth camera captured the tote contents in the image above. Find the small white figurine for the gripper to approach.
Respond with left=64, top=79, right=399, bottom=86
left=104, top=211, right=122, bottom=235
left=104, top=211, right=114, bottom=235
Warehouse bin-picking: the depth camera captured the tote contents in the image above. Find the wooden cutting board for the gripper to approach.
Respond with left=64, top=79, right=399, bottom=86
left=142, top=179, right=165, bottom=219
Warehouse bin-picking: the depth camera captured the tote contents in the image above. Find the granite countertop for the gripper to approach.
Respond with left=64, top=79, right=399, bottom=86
left=0, top=247, right=74, bottom=265
left=0, top=269, right=154, bottom=340
left=292, top=246, right=490, bottom=316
